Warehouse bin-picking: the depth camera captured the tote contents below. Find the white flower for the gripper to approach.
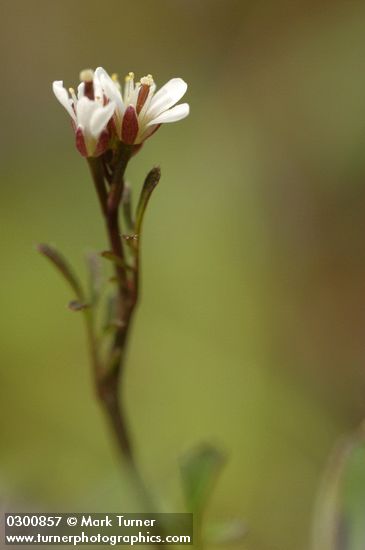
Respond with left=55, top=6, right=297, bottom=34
left=52, top=69, right=115, bottom=157
left=94, top=67, right=189, bottom=145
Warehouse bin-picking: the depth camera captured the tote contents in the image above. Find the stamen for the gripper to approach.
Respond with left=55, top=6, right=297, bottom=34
left=124, top=72, right=135, bottom=103
left=136, top=75, right=154, bottom=115
left=79, top=68, right=95, bottom=100
left=79, top=69, right=94, bottom=82
left=69, top=87, right=77, bottom=104
left=140, top=74, right=154, bottom=86
left=110, top=73, right=121, bottom=92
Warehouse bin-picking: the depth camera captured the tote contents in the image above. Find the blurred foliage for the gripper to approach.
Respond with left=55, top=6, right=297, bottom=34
left=2, top=1, right=365, bottom=549
left=312, top=425, right=365, bottom=550
left=180, top=444, right=226, bottom=516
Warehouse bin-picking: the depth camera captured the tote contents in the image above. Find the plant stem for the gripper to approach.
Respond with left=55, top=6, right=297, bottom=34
left=85, top=153, right=165, bottom=549
left=88, top=149, right=143, bottom=484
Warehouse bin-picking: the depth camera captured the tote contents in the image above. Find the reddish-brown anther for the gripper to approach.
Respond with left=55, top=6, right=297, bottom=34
left=121, top=106, right=139, bottom=145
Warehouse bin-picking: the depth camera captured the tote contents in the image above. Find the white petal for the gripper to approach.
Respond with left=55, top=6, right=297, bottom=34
left=147, top=103, right=190, bottom=126
left=93, top=74, right=103, bottom=102
left=148, top=78, right=187, bottom=119
left=138, top=83, right=157, bottom=122
left=52, top=81, right=76, bottom=121
left=76, top=97, right=98, bottom=130
left=77, top=82, right=85, bottom=99
left=89, top=101, right=115, bottom=137
left=137, top=123, right=159, bottom=144
left=95, top=67, right=124, bottom=114
left=102, top=76, right=124, bottom=112
left=95, top=67, right=109, bottom=81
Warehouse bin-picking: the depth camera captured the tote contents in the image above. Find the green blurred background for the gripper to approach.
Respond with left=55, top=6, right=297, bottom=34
left=2, top=1, right=365, bottom=548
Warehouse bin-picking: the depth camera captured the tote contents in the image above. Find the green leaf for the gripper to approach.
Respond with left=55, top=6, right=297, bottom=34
left=312, top=425, right=365, bottom=550
left=122, top=182, right=134, bottom=232
left=135, top=167, right=160, bottom=236
left=37, top=243, right=84, bottom=302
left=180, top=443, right=226, bottom=514
left=342, top=440, right=365, bottom=550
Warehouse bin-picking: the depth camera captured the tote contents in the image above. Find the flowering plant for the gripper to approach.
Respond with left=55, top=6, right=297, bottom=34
left=39, top=66, right=242, bottom=546
left=52, top=68, right=189, bottom=156
left=41, top=67, right=189, bottom=464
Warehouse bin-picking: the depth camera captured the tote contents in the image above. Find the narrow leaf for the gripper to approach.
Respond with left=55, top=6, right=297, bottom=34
left=37, top=243, right=84, bottom=300
left=135, top=166, right=161, bottom=236
left=122, top=182, right=134, bottom=232
left=180, top=443, right=226, bottom=514
left=312, top=425, right=365, bottom=550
